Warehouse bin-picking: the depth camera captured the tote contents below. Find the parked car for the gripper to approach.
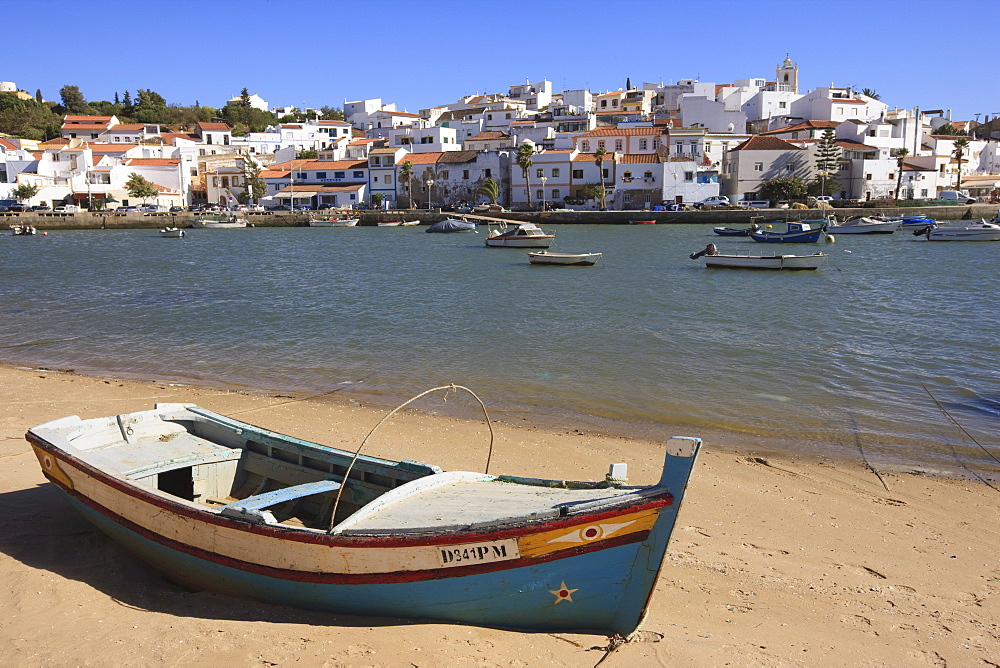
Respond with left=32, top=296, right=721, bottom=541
left=937, top=190, right=976, bottom=204
left=694, top=196, right=730, bottom=209
left=5, top=203, right=24, bottom=212
left=138, top=205, right=160, bottom=212
left=169, top=206, right=184, bottom=212
left=116, top=206, right=139, bottom=213
left=28, top=205, right=51, bottom=212
left=814, top=195, right=834, bottom=203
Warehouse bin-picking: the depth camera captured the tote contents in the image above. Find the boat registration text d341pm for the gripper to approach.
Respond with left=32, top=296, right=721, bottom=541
left=439, top=540, right=520, bottom=567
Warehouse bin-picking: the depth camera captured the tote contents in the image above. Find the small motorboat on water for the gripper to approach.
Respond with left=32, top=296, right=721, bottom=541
left=689, top=243, right=826, bottom=270
left=426, top=218, right=477, bottom=233
left=9, top=223, right=37, bottom=236
left=377, top=220, right=419, bottom=227
left=191, top=213, right=248, bottom=229
left=628, top=219, right=656, bottom=225
left=26, top=400, right=701, bottom=635
left=484, top=222, right=554, bottom=248
left=159, top=227, right=186, bottom=238
left=921, top=219, right=1000, bottom=241
left=712, top=226, right=751, bottom=236
left=749, top=219, right=829, bottom=243
left=527, top=250, right=602, bottom=266
left=825, top=216, right=898, bottom=234
left=310, top=218, right=359, bottom=227
left=887, top=215, right=935, bottom=233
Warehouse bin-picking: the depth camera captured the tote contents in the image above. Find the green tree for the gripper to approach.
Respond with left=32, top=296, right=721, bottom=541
left=59, top=85, right=88, bottom=114
left=241, top=155, right=267, bottom=204
left=952, top=138, right=970, bottom=192
left=475, top=177, right=500, bottom=205
left=934, top=122, right=964, bottom=136
left=759, top=176, right=808, bottom=204
left=894, top=148, right=910, bottom=200
left=370, top=192, right=385, bottom=209
left=240, top=87, right=251, bottom=107
left=810, top=129, right=841, bottom=196
left=319, top=106, right=346, bottom=121
left=35, top=89, right=42, bottom=104
left=516, top=142, right=534, bottom=210
left=125, top=172, right=158, bottom=204
left=398, top=160, right=415, bottom=208
left=11, top=183, right=40, bottom=203
left=593, top=147, right=608, bottom=210
left=579, top=183, right=607, bottom=210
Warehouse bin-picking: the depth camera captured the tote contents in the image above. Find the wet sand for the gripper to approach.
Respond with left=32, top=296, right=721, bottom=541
left=1, top=364, right=997, bottom=665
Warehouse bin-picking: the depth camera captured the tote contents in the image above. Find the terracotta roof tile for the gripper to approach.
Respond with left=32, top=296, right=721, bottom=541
left=730, top=136, right=805, bottom=151
left=618, top=154, right=661, bottom=164
left=124, top=158, right=179, bottom=166
left=400, top=152, right=443, bottom=165
left=108, top=124, right=146, bottom=132
left=576, top=127, right=668, bottom=137
left=762, top=120, right=840, bottom=134
left=467, top=130, right=512, bottom=141
left=571, top=152, right=617, bottom=162
left=63, top=115, right=112, bottom=123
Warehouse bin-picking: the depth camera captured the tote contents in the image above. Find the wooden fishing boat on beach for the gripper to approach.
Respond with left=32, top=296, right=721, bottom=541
left=27, top=402, right=700, bottom=635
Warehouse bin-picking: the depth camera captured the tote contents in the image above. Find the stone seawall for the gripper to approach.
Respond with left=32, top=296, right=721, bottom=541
left=3, top=204, right=994, bottom=230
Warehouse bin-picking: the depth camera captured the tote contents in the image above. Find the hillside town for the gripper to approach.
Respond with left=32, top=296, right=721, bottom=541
left=2, top=57, right=999, bottom=213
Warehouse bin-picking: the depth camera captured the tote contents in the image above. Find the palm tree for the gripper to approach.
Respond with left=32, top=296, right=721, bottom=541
left=894, top=148, right=910, bottom=201
left=475, top=178, right=500, bottom=206
left=594, top=147, right=608, bottom=211
left=860, top=88, right=880, bottom=100
left=952, top=138, right=969, bottom=192
left=398, top=160, right=414, bottom=208
left=516, top=143, right=534, bottom=210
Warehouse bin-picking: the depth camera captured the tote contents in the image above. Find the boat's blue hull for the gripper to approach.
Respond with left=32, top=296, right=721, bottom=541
left=64, top=491, right=675, bottom=634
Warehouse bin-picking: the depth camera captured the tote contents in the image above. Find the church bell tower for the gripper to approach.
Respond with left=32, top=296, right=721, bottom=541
left=776, top=55, right=798, bottom=94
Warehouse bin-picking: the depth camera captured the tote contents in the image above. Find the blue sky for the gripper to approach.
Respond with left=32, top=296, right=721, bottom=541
left=13, top=0, right=999, bottom=123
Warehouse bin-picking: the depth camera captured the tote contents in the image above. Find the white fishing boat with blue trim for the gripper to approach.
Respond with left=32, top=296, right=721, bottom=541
left=27, top=399, right=700, bottom=636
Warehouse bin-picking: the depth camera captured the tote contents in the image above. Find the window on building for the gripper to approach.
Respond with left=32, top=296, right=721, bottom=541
left=598, top=140, right=605, bottom=149
left=484, top=169, right=491, bottom=178
left=639, top=139, right=648, bottom=150
left=581, top=141, right=590, bottom=152
left=779, top=101, right=787, bottom=109
left=552, top=189, right=560, bottom=199
left=385, top=175, right=393, bottom=184
left=462, top=170, right=469, bottom=179
left=786, top=164, right=793, bottom=171
left=536, top=189, right=543, bottom=199
left=536, top=168, right=544, bottom=178
left=623, top=171, right=633, bottom=180
left=684, top=172, right=693, bottom=181
left=615, top=140, right=623, bottom=151
left=334, top=171, right=345, bottom=178
left=506, top=113, right=511, bottom=119
left=653, top=139, right=660, bottom=149
left=675, top=141, right=683, bottom=154
left=888, top=172, right=894, bottom=180
left=440, top=171, right=449, bottom=179
left=600, top=100, right=607, bottom=108
left=552, top=168, right=559, bottom=177
left=572, top=169, right=583, bottom=179
left=754, top=162, right=763, bottom=171
left=602, top=168, right=609, bottom=178
left=612, top=100, right=618, bottom=107
left=316, top=172, right=326, bottom=179
left=644, top=171, right=653, bottom=179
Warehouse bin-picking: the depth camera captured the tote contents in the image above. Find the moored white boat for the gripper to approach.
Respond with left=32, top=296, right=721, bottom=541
left=191, top=213, right=248, bottom=229
left=159, top=227, right=186, bottom=238
left=825, top=216, right=898, bottom=234
left=690, top=244, right=827, bottom=270
left=9, top=223, right=37, bottom=235
left=27, top=401, right=701, bottom=636
left=527, top=251, right=603, bottom=266
left=485, top=222, right=554, bottom=248
left=310, top=218, right=359, bottom=227
left=923, top=220, right=1000, bottom=241
left=377, top=220, right=419, bottom=227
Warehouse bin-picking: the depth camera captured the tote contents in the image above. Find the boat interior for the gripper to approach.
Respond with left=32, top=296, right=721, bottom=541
left=39, top=405, right=647, bottom=535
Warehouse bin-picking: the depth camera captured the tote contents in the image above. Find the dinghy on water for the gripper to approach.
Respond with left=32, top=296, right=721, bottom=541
left=27, top=398, right=701, bottom=635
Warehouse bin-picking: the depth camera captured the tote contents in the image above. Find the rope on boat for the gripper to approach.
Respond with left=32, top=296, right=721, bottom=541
left=327, top=383, right=496, bottom=533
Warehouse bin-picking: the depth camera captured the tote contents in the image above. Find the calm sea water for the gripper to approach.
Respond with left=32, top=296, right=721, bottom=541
left=1, top=222, right=997, bottom=477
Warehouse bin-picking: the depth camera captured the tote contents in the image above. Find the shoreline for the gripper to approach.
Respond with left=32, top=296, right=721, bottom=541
left=1, top=362, right=998, bottom=664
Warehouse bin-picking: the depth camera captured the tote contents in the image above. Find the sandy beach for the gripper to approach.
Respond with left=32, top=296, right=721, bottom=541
left=1, top=363, right=996, bottom=666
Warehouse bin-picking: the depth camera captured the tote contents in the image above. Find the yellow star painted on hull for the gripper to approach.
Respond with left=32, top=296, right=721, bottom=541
left=549, top=581, right=579, bottom=604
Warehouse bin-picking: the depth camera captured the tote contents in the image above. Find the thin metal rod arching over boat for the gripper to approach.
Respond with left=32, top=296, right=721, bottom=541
left=328, top=383, right=495, bottom=532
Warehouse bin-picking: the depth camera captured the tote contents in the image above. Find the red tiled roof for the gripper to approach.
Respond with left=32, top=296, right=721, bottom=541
left=467, top=131, right=511, bottom=141
left=276, top=159, right=368, bottom=171
left=618, top=154, right=661, bottom=164
left=198, top=122, right=231, bottom=131
left=571, top=152, right=617, bottom=162
left=762, top=120, right=840, bottom=135
left=63, top=115, right=112, bottom=123
left=576, top=127, right=668, bottom=137
left=730, top=136, right=805, bottom=151
left=124, top=158, right=179, bottom=166
left=90, top=144, right=138, bottom=153
left=399, top=152, right=442, bottom=165
left=109, top=124, right=146, bottom=132
left=63, top=124, right=108, bottom=131
left=281, top=124, right=303, bottom=129
left=0, top=138, right=17, bottom=150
